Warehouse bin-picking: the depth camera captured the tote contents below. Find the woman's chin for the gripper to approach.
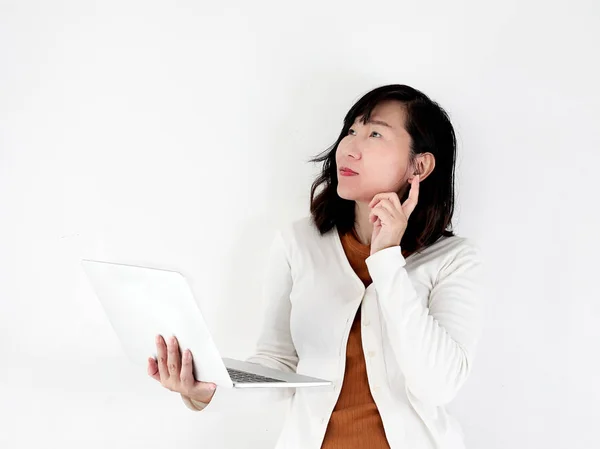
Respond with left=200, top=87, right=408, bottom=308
left=337, top=187, right=371, bottom=203
left=336, top=186, right=355, bottom=201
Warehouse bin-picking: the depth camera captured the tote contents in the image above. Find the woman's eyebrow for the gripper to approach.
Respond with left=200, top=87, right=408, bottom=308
left=353, top=119, right=394, bottom=129
left=368, top=119, right=393, bottom=129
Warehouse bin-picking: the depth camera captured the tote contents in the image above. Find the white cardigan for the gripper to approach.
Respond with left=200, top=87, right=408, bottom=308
left=182, top=215, right=483, bottom=449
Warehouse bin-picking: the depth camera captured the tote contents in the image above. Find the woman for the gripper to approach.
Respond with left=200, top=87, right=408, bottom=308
left=148, top=84, right=483, bottom=449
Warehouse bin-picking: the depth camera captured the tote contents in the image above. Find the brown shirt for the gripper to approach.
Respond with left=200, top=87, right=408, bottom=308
left=320, top=227, right=391, bottom=449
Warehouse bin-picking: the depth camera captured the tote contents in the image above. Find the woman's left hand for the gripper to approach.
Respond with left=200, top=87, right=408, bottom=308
left=369, top=175, right=420, bottom=256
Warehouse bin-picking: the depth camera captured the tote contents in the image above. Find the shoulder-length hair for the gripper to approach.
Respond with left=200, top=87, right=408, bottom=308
left=308, top=84, right=457, bottom=257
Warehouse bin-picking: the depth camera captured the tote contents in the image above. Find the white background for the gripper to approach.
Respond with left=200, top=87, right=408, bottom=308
left=1, top=1, right=599, bottom=448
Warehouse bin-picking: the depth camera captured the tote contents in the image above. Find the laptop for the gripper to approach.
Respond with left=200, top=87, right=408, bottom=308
left=81, top=258, right=331, bottom=389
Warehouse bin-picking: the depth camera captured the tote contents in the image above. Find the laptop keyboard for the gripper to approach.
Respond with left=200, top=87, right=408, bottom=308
left=226, top=367, right=283, bottom=383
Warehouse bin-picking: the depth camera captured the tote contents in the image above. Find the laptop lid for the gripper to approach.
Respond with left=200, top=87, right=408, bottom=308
left=81, top=259, right=234, bottom=387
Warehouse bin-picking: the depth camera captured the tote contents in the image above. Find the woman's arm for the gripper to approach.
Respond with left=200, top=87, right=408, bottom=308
left=245, top=228, right=299, bottom=374
left=181, top=229, right=298, bottom=412
left=365, top=237, right=483, bottom=406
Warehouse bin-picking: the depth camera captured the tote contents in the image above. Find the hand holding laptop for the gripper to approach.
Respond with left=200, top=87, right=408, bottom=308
left=81, top=258, right=332, bottom=396
left=147, top=334, right=217, bottom=405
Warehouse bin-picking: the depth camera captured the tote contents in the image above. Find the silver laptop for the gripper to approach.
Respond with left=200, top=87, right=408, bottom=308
left=81, top=258, right=331, bottom=389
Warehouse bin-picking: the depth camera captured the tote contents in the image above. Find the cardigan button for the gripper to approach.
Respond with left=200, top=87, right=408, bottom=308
left=368, top=350, right=376, bottom=358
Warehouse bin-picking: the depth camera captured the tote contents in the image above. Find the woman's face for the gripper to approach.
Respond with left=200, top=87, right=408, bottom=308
left=336, top=99, right=414, bottom=203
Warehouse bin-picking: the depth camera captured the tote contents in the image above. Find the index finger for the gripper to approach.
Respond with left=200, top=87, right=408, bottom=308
left=402, top=175, right=420, bottom=217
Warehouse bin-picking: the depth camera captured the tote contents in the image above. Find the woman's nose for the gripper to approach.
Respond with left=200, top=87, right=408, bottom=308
left=345, top=147, right=361, bottom=159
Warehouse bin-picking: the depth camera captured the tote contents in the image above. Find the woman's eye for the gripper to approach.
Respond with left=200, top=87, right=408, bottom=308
left=347, top=128, right=381, bottom=138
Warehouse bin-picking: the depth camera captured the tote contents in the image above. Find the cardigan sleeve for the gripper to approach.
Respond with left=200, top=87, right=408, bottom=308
left=181, top=229, right=298, bottom=412
left=365, top=237, right=483, bottom=406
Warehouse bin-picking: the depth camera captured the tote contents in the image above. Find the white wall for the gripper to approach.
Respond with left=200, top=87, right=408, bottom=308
left=1, top=1, right=599, bottom=448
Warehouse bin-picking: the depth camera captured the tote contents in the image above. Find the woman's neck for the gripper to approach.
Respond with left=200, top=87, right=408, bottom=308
left=353, top=201, right=373, bottom=246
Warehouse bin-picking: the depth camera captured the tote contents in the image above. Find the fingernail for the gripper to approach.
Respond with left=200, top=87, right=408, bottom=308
left=210, top=384, right=217, bottom=390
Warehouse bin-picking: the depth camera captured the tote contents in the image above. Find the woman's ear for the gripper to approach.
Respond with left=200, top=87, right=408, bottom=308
left=408, top=153, right=435, bottom=182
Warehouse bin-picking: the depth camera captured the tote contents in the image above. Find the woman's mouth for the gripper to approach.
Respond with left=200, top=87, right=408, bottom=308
left=339, top=168, right=358, bottom=176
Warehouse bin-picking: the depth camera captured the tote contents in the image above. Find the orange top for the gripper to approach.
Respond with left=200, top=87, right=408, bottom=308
left=320, top=227, right=390, bottom=448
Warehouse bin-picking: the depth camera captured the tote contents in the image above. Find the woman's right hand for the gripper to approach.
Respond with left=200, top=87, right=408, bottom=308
left=147, top=334, right=217, bottom=405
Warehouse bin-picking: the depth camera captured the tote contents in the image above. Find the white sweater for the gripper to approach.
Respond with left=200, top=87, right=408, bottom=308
left=182, top=215, right=484, bottom=449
